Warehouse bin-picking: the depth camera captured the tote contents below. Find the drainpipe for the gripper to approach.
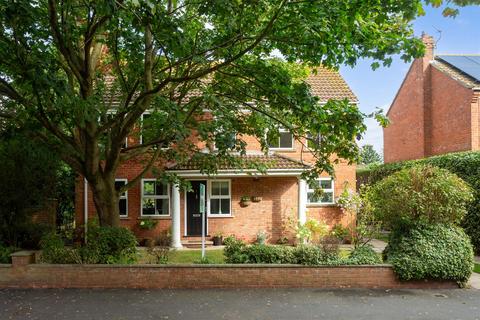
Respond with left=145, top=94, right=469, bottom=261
left=84, top=178, right=88, bottom=241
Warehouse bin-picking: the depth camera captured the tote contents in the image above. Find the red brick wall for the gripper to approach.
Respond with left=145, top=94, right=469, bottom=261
left=75, top=173, right=351, bottom=244
left=0, top=263, right=457, bottom=289
left=74, top=130, right=356, bottom=243
left=384, top=60, right=427, bottom=163
left=428, top=67, right=474, bottom=156
left=384, top=34, right=478, bottom=163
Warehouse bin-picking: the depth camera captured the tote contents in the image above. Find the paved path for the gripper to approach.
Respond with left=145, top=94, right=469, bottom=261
left=1, top=288, right=479, bottom=320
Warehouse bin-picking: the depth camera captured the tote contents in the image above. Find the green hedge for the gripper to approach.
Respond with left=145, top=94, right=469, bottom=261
left=223, top=236, right=382, bottom=266
left=357, top=151, right=480, bottom=254
left=385, top=224, right=473, bottom=287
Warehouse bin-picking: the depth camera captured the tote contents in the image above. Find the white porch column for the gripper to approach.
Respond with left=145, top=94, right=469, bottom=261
left=171, top=184, right=183, bottom=248
left=298, top=178, right=307, bottom=225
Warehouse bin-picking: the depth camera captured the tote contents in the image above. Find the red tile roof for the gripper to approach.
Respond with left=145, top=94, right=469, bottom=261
left=306, top=67, right=357, bottom=103
left=102, top=66, right=357, bottom=108
left=169, top=153, right=309, bottom=171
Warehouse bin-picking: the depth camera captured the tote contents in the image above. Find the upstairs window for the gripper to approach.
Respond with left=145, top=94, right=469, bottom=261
left=141, top=179, right=170, bottom=216
left=307, top=178, right=334, bottom=205
left=115, top=179, right=128, bottom=217
left=268, top=128, right=294, bottom=150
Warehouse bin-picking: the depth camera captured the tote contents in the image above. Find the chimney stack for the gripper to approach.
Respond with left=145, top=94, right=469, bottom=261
left=421, top=32, right=435, bottom=61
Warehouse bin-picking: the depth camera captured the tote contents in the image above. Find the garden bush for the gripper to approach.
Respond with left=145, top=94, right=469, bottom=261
left=357, top=151, right=480, bottom=253
left=81, top=225, right=138, bottom=264
left=0, top=244, right=17, bottom=263
left=347, top=245, right=382, bottom=265
left=40, top=226, right=137, bottom=264
left=385, top=224, right=474, bottom=286
left=367, top=165, right=473, bottom=230
left=40, top=232, right=81, bottom=264
left=223, top=236, right=380, bottom=266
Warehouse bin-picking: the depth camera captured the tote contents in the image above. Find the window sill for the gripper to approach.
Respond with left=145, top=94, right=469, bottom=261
left=120, top=217, right=131, bottom=220
left=208, top=214, right=234, bottom=218
left=270, top=148, right=295, bottom=152
left=138, top=216, right=171, bottom=220
left=306, top=203, right=337, bottom=208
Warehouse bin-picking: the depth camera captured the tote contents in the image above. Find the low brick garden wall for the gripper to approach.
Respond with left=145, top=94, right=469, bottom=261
left=0, top=252, right=458, bottom=289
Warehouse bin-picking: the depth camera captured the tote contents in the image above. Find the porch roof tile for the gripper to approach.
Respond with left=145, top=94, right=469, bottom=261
left=169, top=153, right=309, bottom=171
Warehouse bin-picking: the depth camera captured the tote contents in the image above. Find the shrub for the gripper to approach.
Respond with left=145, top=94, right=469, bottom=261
left=368, top=165, right=473, bottom=230
left=40, top=226, right=137, bottom=264
left=40, top=233, right=81, bottom=264
left=330, top=224, right=349, bottom=243
left=337, top=187, right=380, bottom=248
left=347, top=245, right=382, bottom=265
left=385, top=224, right=474, bottom=286
left=223, top=236, right=248, bottom=263
left=295, top=219, right=329, bottom=244
left=243, top=244, right=295, bottom=264
left=357, top=151, right=480, bottom=253
left=82, top=225, right=138, bottom=264
left=0, top=245, right=17, bottom=263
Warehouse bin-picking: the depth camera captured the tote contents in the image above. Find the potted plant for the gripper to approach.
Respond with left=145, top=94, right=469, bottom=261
left=251, top=196, right=262, bottom=203
left=240, top=195, right=251, bottom=207
left=212, top=231, right=224, bottom=246
left=256, top=230, right=268, bottom=245
left=138, top=219, right=158, bottom=230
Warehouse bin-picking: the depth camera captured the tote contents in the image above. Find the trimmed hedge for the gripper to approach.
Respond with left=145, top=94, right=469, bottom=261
left=357, top=151, right=480, bottom=253
left=385, top=224, right=474, bottom=287
left=223, top=236, right=382, bottom=266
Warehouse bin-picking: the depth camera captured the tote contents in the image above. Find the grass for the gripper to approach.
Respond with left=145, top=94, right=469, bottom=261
left=474, top=263, right=480, bottom=274
left=169, top=249, right=225, bottom=264
left=138, top=248, right=225, bottom=264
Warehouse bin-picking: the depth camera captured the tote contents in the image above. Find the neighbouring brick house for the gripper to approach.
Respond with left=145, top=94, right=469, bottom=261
left=75, top=67, right=357, bottom=247
left=384, top=33, right=480, bottom=163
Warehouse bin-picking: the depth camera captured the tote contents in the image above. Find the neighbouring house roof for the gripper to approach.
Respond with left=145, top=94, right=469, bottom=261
left=168, top=153, right=309, bottom=173
left=306, top=67, right=358, bottom=103
left=432, top=55, right=480, bottom=89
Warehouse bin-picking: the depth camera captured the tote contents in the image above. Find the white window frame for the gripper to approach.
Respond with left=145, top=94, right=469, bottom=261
left=140, top=111, right=150, bottom=145
left=115, top=179, right=128, bottom=217
left=140, top=179, right=171, bottom=216
left=307, top=177, right=335, bottom=205
left=208, top=179, right=232, bottom=217
left=268, top=127, right=295, bottom=150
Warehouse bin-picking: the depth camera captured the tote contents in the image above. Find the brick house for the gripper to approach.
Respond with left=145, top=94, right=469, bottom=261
left=75, top=68, right=357, bottom=247
left=384, top=33, right=480, bottom=163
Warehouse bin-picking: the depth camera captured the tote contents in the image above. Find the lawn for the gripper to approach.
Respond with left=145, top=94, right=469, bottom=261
left=169, top=249, right=225, bottom=264
left=138, top=248, right=225, bottom=264
left=474, top=263, right=480, bottom=274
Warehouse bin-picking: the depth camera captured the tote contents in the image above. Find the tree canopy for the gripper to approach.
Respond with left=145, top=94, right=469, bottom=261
left=359, top=144, right=382, bottom=165
left=0, top=0, right=448, bottom=226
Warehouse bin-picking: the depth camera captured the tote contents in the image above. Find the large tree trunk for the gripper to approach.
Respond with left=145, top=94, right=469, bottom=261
left=89, top=175, right=121, bottom=227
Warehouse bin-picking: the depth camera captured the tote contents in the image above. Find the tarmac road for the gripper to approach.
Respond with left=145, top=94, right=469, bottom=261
left=1, top=288, right=479, bottom=320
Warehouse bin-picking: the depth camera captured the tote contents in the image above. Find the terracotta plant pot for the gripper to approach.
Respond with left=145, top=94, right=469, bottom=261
left=240, top=200, right=251, bottom=207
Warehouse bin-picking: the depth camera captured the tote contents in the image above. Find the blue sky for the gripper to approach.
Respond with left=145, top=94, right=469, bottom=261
left=340, top=4, right=480, bottom=156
